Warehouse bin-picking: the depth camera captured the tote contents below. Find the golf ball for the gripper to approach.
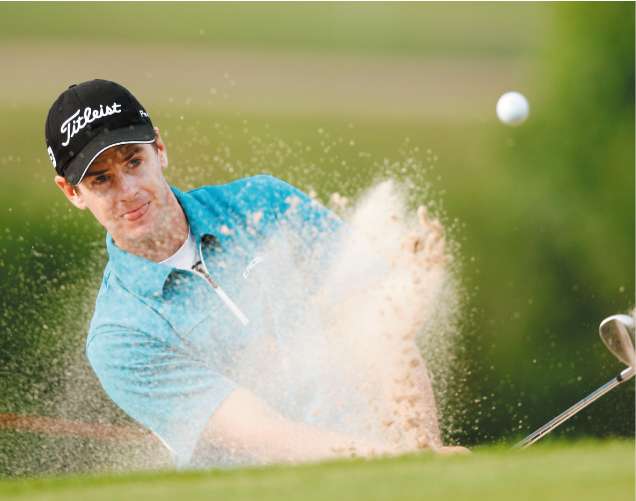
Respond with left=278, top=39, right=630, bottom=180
left=496, top=91, right=529, bottom=126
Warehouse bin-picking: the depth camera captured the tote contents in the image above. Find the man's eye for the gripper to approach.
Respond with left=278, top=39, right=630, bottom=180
left=129, top=158, right=142, bottom=168
left=94, top=174, right=109, bottom=185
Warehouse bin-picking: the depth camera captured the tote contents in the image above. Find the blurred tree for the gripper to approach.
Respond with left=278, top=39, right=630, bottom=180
left=455, top=2, right=634, bottom=445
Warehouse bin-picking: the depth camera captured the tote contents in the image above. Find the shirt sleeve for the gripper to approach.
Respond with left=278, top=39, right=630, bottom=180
left=267, top=175, right=341, bottom=233
left=255, top=176, right=346, bottom=286
left=86, top=325, right=236, bottom=468
left=241, top=175, right=342, bottom=250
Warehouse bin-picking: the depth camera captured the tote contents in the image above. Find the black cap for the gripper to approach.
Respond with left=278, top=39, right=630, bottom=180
left=45, top=79, right=155, bottom=185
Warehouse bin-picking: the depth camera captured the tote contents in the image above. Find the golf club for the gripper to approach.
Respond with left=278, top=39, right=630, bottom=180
left=516, top=314, right=635, bottom=448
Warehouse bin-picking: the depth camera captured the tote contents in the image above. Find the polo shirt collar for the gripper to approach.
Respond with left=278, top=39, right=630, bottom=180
left=105, top=185, right=219, bottom=298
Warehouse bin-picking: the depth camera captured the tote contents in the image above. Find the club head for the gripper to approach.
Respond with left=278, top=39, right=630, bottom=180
left=599, top=314, right=636, bottom=368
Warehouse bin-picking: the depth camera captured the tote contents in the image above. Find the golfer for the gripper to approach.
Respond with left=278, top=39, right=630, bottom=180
left=45, top=79, right=463, bottom=468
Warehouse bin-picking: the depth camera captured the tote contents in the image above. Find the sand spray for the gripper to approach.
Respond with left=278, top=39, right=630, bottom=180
left=218, top=179, right=463, bottom=463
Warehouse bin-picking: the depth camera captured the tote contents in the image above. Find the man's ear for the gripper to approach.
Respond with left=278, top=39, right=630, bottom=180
left=153, top=127, right=169, bottom=170
left=54, top=175, right=87, bottom=210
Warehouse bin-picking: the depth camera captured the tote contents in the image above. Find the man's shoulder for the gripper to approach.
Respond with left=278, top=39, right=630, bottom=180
left=185, top=174, right=339, bottom=235
left=178, top=175, right=310, bottom=229
left=87, top=266, right=156, bottom=345
left=87, top=268, right=130, bottom=334
left=186, top=175, right=297, bottom=206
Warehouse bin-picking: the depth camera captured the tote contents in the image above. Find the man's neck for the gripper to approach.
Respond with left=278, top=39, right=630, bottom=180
left=116, top=191, right=189, bottom=263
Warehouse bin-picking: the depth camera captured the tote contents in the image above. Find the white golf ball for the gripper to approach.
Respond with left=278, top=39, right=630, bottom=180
left=496, top=91, right=529, bottom=126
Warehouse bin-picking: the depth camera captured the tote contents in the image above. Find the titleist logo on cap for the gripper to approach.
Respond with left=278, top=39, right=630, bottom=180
left=45, top=80, right=155, bottom=184
left=60, top=102, right=122, bottom=147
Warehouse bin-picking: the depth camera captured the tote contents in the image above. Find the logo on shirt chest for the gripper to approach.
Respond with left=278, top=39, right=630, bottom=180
left=242, top=256, right=264, bottom=279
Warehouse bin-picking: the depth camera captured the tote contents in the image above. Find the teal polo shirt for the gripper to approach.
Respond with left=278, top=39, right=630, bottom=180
left=86, top=175, right=340, bottom=468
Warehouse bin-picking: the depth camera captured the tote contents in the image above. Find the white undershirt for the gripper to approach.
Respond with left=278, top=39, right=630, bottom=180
left=159, top=228, right=199, bottom=271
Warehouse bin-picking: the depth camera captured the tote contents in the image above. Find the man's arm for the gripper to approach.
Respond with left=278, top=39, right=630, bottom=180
left=88, top=323, right=392, bottom=466
left=200, top=387, right=392, bottom=463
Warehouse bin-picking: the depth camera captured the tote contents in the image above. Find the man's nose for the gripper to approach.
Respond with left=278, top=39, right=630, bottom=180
left=119, top=172, right=140, bottom=199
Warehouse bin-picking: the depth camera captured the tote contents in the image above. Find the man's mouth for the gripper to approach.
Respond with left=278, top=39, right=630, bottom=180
left=122, top=202, right=150, bottom=222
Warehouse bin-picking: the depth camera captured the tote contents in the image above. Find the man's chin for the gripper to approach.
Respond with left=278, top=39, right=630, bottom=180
left=112, top=220, right=155, bottom=249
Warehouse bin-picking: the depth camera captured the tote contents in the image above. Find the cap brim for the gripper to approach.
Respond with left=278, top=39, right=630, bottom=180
left=64, top=123, right=156, bottom=185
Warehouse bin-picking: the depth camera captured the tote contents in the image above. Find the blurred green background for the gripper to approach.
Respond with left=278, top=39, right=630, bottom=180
left=0, top=2, right=633, bottom=477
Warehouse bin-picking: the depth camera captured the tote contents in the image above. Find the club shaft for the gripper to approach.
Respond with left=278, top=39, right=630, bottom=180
left=0, top=412, right=152, bottom=441
left=516, top=366, right=634, bottom=448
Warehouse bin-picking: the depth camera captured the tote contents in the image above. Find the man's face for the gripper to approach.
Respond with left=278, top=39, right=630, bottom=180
left=56, top=132, right=173, bottom=247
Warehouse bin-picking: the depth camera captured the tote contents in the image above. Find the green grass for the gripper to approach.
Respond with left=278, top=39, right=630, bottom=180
left=0, top=440, right=633, bottom=501
left=0, top=3, right=543, bottom=57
